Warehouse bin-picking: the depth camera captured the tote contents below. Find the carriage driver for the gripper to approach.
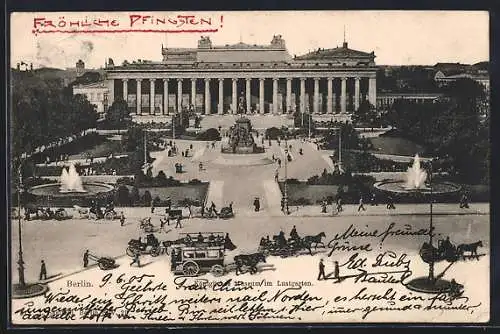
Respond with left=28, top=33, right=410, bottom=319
left=290, top=225, right=299, bottom=240
left=184, top=234, right=193, bottom=245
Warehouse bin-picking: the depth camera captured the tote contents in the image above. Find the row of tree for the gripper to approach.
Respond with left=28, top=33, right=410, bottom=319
left=386, top=79, right=489, bottom=184
left=12, top=71, right=98, bottom=160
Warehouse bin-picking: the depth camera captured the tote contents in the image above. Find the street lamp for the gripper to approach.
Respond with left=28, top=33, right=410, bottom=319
left=16, top=164, right=25, bottom=287
left=12, top=159, right=48, bottom=298
left=283, top=146, right=290, bottom=215
left=406, top=158, right=455, bottom=294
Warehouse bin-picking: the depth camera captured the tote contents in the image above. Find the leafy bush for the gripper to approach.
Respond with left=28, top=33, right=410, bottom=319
left=265, top=127, right=283, bottom=140
left=178, top=197, right=202, bottom=207
left=289, top=197, right=311, bottom=206
left=196, top=128, right=221, bottom=141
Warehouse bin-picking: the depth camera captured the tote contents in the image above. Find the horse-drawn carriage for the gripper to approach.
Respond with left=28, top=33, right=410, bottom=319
left=73, top=205, right=118, bottom=221
left=24, top=205, right=72, bottom=221
left=126, top=233, right=162, bottom=257
left=169, top=232, right=264, bottom=276
left=419, top=238, right=484, bottom=264
left=258, top=231, right=326, bottom=257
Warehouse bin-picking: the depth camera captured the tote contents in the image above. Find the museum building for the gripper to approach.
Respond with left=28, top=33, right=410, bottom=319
left=95, top=35, right=378, bottom=118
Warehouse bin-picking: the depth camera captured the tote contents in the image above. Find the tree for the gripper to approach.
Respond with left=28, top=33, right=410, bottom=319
left=105, top=99, right=131, bottom=128
left=322, top=123, right=361, bottom=150
left=387, top=78, right=489, bottom=184
left=11, top=70, right=98, bottom=158
left=142, top=190, right=152, bottom=206
left=130, top=186, right=140, bottom=205
left=115, top=185, right=130, bottom=206
left=353, top=100, right=378, bottom=126
left=293, top=111, right=315, bottom=135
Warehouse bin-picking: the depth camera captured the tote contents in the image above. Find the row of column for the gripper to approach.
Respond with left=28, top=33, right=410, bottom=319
left=121, top=77, right=376, bottom=115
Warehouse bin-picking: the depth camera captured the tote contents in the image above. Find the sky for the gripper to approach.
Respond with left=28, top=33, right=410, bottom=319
left=10, top=11, right=489, bottom=69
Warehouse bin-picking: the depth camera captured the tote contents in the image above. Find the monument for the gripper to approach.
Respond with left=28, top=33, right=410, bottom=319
left=214, top=117, right=272, bottom=166
left=221, top=117, right=264, bottom=154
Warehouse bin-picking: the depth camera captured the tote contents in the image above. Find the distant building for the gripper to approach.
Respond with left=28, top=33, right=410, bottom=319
left=377, top=92, right=443, bottom=111
left=434, top=70, right=489, bottom=91
left=72, top=81, right=109, bottom=116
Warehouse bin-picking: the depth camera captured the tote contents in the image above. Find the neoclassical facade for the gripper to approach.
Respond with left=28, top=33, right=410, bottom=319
left=103, top=35, right=377, bottom=117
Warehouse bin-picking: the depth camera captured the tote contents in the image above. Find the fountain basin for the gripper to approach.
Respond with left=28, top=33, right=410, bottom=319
left=374, top=180, right=461, bottom=196
left=28, top=182, right=114, bottom=207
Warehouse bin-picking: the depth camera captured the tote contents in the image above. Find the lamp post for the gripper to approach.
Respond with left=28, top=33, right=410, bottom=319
left=283, top=147, right=289, bottom=215
left=12, top=159, right=48, bottom=298
left=16, top=164, right=25, bottom=287
left=143, top=129, right=147, bottom=166
left=405, top=157, right=454, bottom=294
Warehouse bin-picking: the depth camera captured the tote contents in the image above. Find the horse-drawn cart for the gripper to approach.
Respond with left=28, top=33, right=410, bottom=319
left=88, top=253, right=117, bottom=270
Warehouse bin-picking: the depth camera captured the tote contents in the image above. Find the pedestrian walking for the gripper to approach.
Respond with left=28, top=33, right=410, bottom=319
left=39, top=260, right=47, bottom=281
left=387, top=195, right=396, bottom=210
left=317, top=259, right=326, bottom=281
left=120, top=211, right=125, bottom=226
left=459, top=193, right=470, bottom=209
left=151, top=203, right=155, bottom=214
left=83, top=250, right=89, bottom=268
left=274, top=169, right=279, bottom=182
left=336, top=197, right=343, bottom=213
left=130, top=253, right=141, bottom=267
left=334, top=261, right=340, bottom=281
left=358, top=196, right=366, bottom=212
left=175, top=216, right=182, bottom=228
left=321, top=200, right=328, bottom=213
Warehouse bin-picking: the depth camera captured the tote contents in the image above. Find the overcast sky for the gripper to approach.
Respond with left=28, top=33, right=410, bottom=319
left=11, top=11, right=489, bottom=69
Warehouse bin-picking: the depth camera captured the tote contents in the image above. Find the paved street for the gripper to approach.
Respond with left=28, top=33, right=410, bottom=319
left=11, top=205, right=489, bottom=285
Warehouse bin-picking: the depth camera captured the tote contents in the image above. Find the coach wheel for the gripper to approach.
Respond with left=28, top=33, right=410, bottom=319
left=104, top=212, right=114, bottom=221
left=126, top=247, right=136, bottom=257
left=150, top=247, right=161, bottom=257
left=182, top=261, right=200, bottom=276
left=210, top=264, right=225, bottom=277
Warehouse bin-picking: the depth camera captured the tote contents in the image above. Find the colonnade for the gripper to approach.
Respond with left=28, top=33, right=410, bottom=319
left=116, top=76, right=377, bottom=115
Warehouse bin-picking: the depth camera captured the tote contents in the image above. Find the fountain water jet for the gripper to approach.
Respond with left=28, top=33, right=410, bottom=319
left=59, top=163, right=86, bottom=193
left=404, top=154, right=428, bottom=190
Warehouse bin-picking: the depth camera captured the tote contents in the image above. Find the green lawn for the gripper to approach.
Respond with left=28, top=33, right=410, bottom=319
left=137, top=184, right=209, bottom=206
left=369, top=136, right=426, bottom=156
left=68, top=138, right=126, bottom=160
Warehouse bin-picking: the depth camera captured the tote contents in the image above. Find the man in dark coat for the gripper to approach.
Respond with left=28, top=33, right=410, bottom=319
left=224, top=233, right=237, bottom=251
left=83, top=250, right=89, bottom=268
left=317, top=259, right=326, bottom=281
left=39, top=260, right=47, bottom=281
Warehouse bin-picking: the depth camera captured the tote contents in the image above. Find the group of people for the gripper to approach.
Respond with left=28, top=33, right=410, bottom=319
left=182, top=232, right=237, bottom=250
left=260, top=225, right=300, bottom=248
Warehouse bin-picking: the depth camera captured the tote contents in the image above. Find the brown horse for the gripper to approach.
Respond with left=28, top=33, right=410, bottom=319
left=457, top=241, right=483, bottom=260
left=234, top=252, right=266, bottom=275
left=303, top=232, right=326, bottom=249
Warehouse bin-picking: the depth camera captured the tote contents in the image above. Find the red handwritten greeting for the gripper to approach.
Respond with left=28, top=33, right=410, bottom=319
left=32, top=14, right=223, bottom=35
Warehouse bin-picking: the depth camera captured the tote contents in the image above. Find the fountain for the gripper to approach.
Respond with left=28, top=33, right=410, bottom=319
left=28, top=163, right=114, bottom=206
left=374, top=154, right=460, bottom=195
